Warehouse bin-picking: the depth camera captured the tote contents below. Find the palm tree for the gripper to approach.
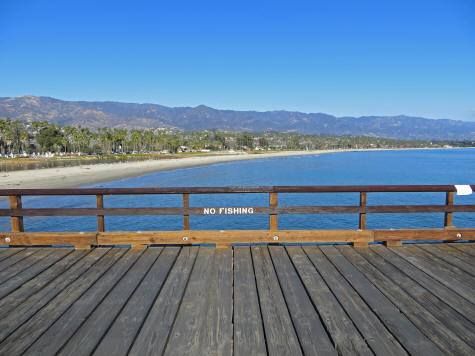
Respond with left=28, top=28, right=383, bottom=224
left=7, top=120, right=25, bottom=154
left=130, top=130, right=143, bottom=152
left=0, top=118, right=10, bottom=155
left=112, top=128, right=127, bottom=153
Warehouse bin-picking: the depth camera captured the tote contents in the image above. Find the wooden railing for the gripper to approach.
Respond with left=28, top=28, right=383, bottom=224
left=1, top=185, right=474, bottom=248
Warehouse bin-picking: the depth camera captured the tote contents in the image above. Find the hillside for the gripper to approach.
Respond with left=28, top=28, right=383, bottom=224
left=0, top=95, right=474, bottom=140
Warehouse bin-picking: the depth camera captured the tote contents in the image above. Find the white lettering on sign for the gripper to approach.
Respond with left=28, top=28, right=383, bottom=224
left=203, top=207, right=255, bottom=215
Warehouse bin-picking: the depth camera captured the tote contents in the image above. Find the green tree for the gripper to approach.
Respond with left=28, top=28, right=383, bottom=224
left=237, top=133, right=254, bottom=149
left=258, top=137, right=269, bottom=149
left=36, top=124, right=65, bottom=152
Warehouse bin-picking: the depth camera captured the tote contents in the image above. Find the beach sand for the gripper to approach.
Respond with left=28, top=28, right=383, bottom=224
left=0, top=150, right=335, bottom=190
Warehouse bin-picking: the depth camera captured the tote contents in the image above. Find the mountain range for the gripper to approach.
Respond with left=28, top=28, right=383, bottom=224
left=0, top=95, right=474, bottom=140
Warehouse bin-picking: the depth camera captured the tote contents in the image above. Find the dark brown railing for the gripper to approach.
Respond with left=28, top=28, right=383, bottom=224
left=1, top=185, right=474, bottom=248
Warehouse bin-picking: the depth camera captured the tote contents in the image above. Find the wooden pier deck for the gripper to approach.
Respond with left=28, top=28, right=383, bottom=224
left=0, top=243, right=474, bottom=355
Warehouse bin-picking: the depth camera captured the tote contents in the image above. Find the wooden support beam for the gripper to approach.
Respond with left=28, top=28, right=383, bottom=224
left=2, top=228, right=474, bottom=247
left=97, top=229, right=374, bottom=246
left=374, top=228, right=475, bottom=241
left=9, top=195, right=24, bottom=232
left=131, top=244, right=148, bottom=249
left=385, top=240, right=402, bottom=247
left=183, top=193, right=190, bottom=230
left=359, top=192, right=367, bottom=230
left=75, top=244, right=93, bottom=250
left=0, top=232, right=97, bottom=248
left=96, top=195, right=105, bottom=232
left=215, top=243, right=232, bottom=249
left=444, top=191, right=454, bottom=228
left=269, top=192, right=278, bottom=230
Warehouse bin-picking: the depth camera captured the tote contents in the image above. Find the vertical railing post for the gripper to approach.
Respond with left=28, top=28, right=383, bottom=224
left=354, top=191, right=371, bottom=247
left=269, top=192, right=278, bottom=231
left=444, top=191, right=454, bottom=228
left=96, top=194, right=105, bottom=232
left=359, top=192, right=366, bottom=230
left=9, top=195, right=24, bottom=232
left=183, top=193, right=190, bottom=230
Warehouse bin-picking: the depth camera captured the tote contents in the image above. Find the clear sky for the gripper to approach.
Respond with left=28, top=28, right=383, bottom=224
left=1, top=0, right=474, bottom=120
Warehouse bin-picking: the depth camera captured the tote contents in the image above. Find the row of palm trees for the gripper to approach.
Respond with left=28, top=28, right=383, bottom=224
left=0, top=117, right=443, bottom=157
left=0, top=118, right=227, bottom=155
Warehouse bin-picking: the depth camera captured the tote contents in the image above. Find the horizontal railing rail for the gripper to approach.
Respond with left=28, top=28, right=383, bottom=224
left=1, top=185, right=474, bottom=196
left=1, top=185, right=474, bottom=248
left=2, top=205, right=475, bottom=216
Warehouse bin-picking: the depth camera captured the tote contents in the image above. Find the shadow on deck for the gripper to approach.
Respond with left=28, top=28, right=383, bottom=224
left=0, top=243, right=474, bottom=355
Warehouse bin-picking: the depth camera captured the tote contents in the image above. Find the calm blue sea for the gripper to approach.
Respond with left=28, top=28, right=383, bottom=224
left=1, top=149, right=474, bottom=233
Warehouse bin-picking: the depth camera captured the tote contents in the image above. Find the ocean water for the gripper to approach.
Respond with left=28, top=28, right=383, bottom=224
left=1, top=149, right=474, bottom=233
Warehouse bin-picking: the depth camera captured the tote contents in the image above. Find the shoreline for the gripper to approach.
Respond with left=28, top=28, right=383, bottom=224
left=0, top=147, right=466, bottom=192
left=0, top=150, right=326, bottom=190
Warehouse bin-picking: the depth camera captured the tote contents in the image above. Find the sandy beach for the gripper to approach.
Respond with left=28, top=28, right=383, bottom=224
left=0, top=150, right=338, bottom=190
left=1, top=147, right=463, bottom=192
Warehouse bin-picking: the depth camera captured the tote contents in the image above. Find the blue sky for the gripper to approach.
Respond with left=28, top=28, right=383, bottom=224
left=1, top=0, right=474, bottom=120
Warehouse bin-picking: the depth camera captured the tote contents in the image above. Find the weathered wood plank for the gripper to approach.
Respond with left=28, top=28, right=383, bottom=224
left=0, top=247, right=24, bottom=262
left=419, top=244, right=475, bottom=276
left=163, top=247, right=219, bottom=355
left=0, top=248, right=52, bottom=284
left=412, top=245, right=475, bottom=281
left=251, top=246, right=303, bottom=355
left=0, top=248, right=72, bottom=299
left=302, top=246, right=407, bottom=356
left=24, top=249, right=145, bottom=355
left=354, top=246, right=475, bottom=349
left=232, top=246, right=267, bottom=356
left=0, top=242, right=473, bottom=356
left=93, top=247, right=180, bottom=356
left=0, top=247, right=40, bottom=271
left=269, top=246, right=336, bottom=355
left=128, top=247, right=199, bottom=356
left=0, top=249, right=110, bottom=339
left=319, top=246, right=443, bottom=355
left=391, top=245, right=475, bottom=303
left=197, top=248, right=233, bottom=356
left=0, top=248, right=124, bottom=355
left=449, top=243, right=475, bottom=256
left=439, top=243, right=475, bottom=265
left=371, top=244, right=475, bottom=323
left=0, top=249, right=88, bottom=316
left=58, top=248, right=164, bottom=356
left=286, top=246, right=374, bottom=355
